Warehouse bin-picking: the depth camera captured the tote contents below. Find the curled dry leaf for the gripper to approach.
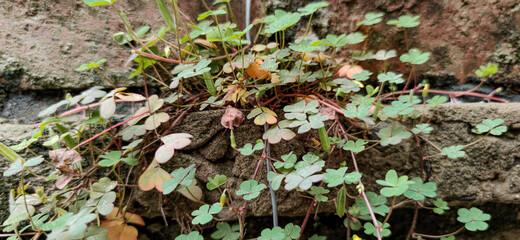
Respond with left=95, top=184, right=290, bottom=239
left=155, top=133, right=193, bottom=163
left=115, top=92, right=146, bottom=102
left=49, top=149, right=82, bottom=189
left=338, top=64, right=363, bottom=79
left=194, top=38, right=218, bottom=49
left=245, top=59, right=270, bottom=79
left=138, top=159, right=172, bottom=192
left=319, top=106, right=336, bottom=120
left=221, top=106, right=245, bottom=130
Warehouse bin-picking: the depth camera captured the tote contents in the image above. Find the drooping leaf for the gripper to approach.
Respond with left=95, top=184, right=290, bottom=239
left=357, top=12, right=384, bottom=26
left=387, top=14, right=421, bottom=28
left=247, top=107, right=277, bottom=125
left=207, top=174, right=228, bottom=190
left=162, top=164, right=196, bottom=194
left=138, top=160, right=172, bottom=192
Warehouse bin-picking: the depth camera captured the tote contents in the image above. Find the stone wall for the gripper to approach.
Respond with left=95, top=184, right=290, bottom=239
left=1, top=0, right=520, bottom=239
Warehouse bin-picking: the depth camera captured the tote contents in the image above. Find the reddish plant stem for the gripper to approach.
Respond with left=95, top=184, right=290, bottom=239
left=134, top=46, right=241, bottom=64
left=379, top=88, right=506, bottom=103
left=298, top=199, right=316, bottom=239
left=338, top=123, right=382, bottom=240
left=72, top=110, right=150, bottom=150
left=406, top=203, right=420, bottom=240
left=57, top=99, right=146, bottom=119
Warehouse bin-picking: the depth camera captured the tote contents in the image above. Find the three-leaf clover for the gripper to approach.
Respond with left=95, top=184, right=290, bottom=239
left=357, top=12, right=384, bottom=26
left=364, top=221, right=391, bottom=237
left=309, top=186, right=329, bottom=202
left=457, top=207, right=491, bottom=231
left=207, top=175, right=228, bottom=190
left=400, top=48, right=430, bottom=65
left=350, top=192, right=389, bottom=219
left=236, top=180, right=266, bottom=200
left=372, top=50, right=397, bottom=61
left=473, top=119, right=507, bottom=135
left=211, top=222, right=240, bottom=240
left=387, top=14, right=421, bottom=28
left=322, top=167, right=362, bottom=187
left=264, top=10, right=301, bottom=34
left=343, top=139, right=366, bottom=153
left=284, top=100, right=319, bottom=120
left=426, top=95, right=448, bottom=107
left=176, top=231, right=204, bottom=240
left=238, top=140, right=265, bottom=156
left=412, top=124, right=434, bottom=134
left=284, top=165, right=324, bottom=190
left=297, top=1, right=329, bottom=15
left=248, top=107, right=278, bottom=125
left=404, top=177, right=437, bottom=200
left=191, top=203, right=223, bottom=225
left=376, top=170, right=413, bottom=197
left=433, top=198, right=450, bottom=214
left=283, top=223, right=301, bottom=239
left=274, top=152, right=297, bottom=170
left=289, top=113, right=330, bottom=134
left=377, top=72, right=404, bottom=84
left=263, top=120, right=297, bottom=144
left=376, top=125, right=412, bottom=146
left=441, top=145, right=466, bottom=159
left=162, top=164, right=196, bottom=194
left=258, top=226, right=285, bottom=240
left=475, top=63, right=498, bottom=77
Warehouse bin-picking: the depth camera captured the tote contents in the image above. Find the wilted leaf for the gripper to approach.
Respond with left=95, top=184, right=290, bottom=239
left=221, top=106, right=245, bottom=130
left=144, top=112, right=169, bottom=130
left=247, top=107, right=277, bottom=125
left=138, top=160, right=172, bottom=192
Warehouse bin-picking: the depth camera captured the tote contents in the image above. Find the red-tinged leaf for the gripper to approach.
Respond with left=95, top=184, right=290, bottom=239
left=155, top=144, right=174, bottom=164
left=263, top=120, right=296, bottom=144
left=100, top=97, right=116, bottom=119
left=101, top=219, right=138, bottom=240
left=115, top=92, right=146, bottom=102
left=138, top=160, right=172, bottom=192
left=144, top=112, right=169, bottom=130
left=161, top=133, right=193, bottom=149
left=245, top=59, right=270, bottom=79
left=319, top=106, right=336, bottom=120
left=55, top=172, right=73, bottom=189
left=106, top=207, right=145, bottom=226
left=221, top=106, right=245, bottom=130
left=247, top=107, right=277, bottom=125
left=127, top=107, right=150, bottom=126
left=177, top=179, right=203, bottom=202
left=194, top=38, right=218, bottom=49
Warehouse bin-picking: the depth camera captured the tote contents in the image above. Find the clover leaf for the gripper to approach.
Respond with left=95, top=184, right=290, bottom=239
left=334, top=78, right=361, bottom=93
left=400, top=48, right=430, bottom=65
left=426, top=95, right=448, bottom=107
left=264, top=10, right=301, bottom=34
left=285, top=165, right=323, bottom=190
left=342, top=104, right=371, bottom=120
left=248, top=107, right=278, bottom=125
left=267, top=172, right=286, bottom=191
left=176, top=231, right=204, bottom=240
left=350, top=192, right=389, bottom=219
left=76, top=59, right=107, bottom=71
left=297, top=1, right=329, bottom=15
left=387, top=14, right=421, bottom=28
left=197, top=9, right=227, bottom=21
left=207, top=175, right=228, bottom=190
left=323, top=34, right=349, bottom=47
left=376, top=170, right=413, bottom=197
left=211, top=222, right=240, bottom=240
left=283, top=223, right=301, bottom=239
left=352, top=70, right=372, bottom=81
left=98, top=151, right=137, bottom=167
left=295, top=153, right=325, bottom=170
left=309, top=186, right=329, bottom=202
left=289, top=113, right=330, bottom=134
left=376, top=125, right=412, bottom=146
left=412, top=124, right=434, bottom=134
left=473, top=119, right=507, bottom=135
left=263, top=120, right=297, bottom=144
left=258, top=226, right=285, bottom=240
left=357, top=12, right=384, bottom=26
left=433, top=198, right=450, bottom=214
left=373, top=49, right=397, bottom=60
left=364, top=221, right=391, bottom=237
left=274, top=152, right=297, bottom=170
left=236, top=180, right=266, bottom=200
left=191, top=203, right=223, bottom=225
left=404, top=177, right=437, bottom=200
left=344, top=32, right=367, bottom=45
left=323, top=167, right=362, bottom=187
left=378, top=72, right=404, bottom=84
left=343, top=139, right=366, bottom=153
left=284, top=100, right=320, bottom=120
left=457, top=207, right=491, bottom=231
left=309, top=235, right=327, bottom=240
left=289, top=39, right=324, bottom=53
left=475, top=63, right=498, bottom=77
left=162, top=164, right=196, bottom=194
left=238, top=140, right=265, bottom=156
left=441, top=145, right=466, bottom=159
left=83, top=0, right=116, bottom=7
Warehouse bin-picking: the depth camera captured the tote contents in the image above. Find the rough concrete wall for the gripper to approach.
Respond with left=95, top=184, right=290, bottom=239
left=267, top=0, right=520, bottom=87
